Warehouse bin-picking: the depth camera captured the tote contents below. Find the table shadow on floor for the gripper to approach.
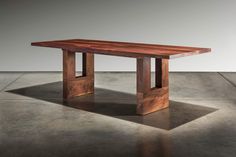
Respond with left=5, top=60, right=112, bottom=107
left=7, top=81, right=217, bottom=130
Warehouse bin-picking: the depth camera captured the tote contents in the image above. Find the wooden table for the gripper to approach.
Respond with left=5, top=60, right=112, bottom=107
left=31, top=39, right=211, bottom=115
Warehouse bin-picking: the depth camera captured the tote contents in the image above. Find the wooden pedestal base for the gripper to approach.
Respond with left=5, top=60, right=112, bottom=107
left=136, top=58, right=169, bottom=115
left=63, top=50, right=169, bottom=115
left=63, top=49, right=94, bottom=99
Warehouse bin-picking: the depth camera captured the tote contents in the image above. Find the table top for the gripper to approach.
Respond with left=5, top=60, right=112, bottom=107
left=31, top=39, right=211, bottom=59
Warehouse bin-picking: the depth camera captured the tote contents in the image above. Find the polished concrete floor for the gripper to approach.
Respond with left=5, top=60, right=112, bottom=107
left=0, top=72, right=236, bottom=157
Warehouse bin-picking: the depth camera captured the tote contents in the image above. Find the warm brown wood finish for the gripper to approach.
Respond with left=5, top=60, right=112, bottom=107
left=63, top=49, right=94, bottom=99
left=32, top=39, right=211, bottom=59
left=155, top=58, right=169, bottom=88
left=32, top=39, right=211, bottom=115
left=136, top=58, right=169, bottom=115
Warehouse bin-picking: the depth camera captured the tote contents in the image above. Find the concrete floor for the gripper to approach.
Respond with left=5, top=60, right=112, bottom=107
left=0, top=72, right=236, bottom=157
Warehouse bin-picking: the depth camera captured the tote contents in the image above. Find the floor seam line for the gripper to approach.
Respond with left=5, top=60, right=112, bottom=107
left=0, top=73, right=25, bottom=92
left=218, top=72, right=236, bottom=88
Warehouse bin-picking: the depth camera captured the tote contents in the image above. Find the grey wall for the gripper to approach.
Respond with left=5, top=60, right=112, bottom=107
left=1, top=0, right=236, bottom=72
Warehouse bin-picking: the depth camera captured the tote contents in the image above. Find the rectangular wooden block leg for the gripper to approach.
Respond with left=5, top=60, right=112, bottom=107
left=63, top=49, right=94, bottom=99
left=136, top=57, right=169, bottom=115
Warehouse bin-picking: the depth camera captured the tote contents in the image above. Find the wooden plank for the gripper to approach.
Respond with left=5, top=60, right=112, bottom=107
left=137, top=57, right=151, bottom=94
left=82, top=53, right=94, bottom=77
left=155, top=58, right=169, bottom=88
left=64, top=77, right=94, bottom=98
left=32, top=39, right=211, bottom=59
left=63, top=49, right=75, bottom=80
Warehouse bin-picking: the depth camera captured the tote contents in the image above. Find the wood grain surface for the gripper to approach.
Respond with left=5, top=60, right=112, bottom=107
left=32, top=39, right=211, bottom=59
